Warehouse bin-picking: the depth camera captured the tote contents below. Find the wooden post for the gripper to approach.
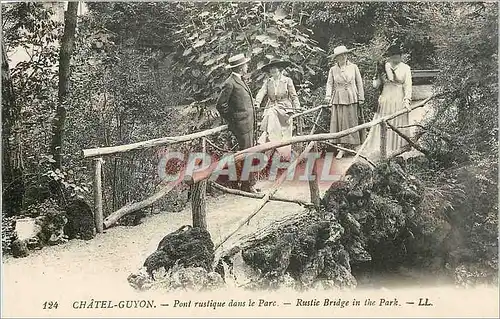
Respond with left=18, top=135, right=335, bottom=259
left=380, top=121, right=388, bottom=159
left=93, top=157, right=104, bottom=233
left=103, top=179, right=181, bottom=229
left=307, top=107, right=323, bottom=211
left=297, top=116, right=304, bottom=154
left=191, top=138, right=208, bottom=230
left=308, top=143, right=321, bottom=210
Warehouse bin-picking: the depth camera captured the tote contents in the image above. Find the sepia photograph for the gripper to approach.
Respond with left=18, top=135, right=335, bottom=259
left=1, top=0, right=499, bottom=317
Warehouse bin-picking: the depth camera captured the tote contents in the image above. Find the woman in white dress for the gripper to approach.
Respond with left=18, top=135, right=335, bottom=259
left=255, top=58, right=301, bottom=160
left=363, top=45, right=412, bottom=159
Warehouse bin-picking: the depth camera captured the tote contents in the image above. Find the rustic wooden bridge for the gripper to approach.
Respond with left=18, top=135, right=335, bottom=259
left=82, top=71, right=439, bottom=258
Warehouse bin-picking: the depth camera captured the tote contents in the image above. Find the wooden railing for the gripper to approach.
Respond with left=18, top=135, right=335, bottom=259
left=82, top=94, right=437, bottom=245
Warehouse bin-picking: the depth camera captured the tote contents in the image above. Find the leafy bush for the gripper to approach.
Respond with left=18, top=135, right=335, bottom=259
left=165, top=3, right=323, bottom=105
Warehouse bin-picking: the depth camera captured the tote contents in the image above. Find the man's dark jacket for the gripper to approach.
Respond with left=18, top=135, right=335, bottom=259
left=216, top=73, right=255, bottom=137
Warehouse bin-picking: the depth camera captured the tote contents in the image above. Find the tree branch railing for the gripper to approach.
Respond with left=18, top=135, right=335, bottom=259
left=84, top=94, right=437, bottom=232
left=210, top=181, right=312, bottom=206
left=186, top=95, right=435, bottom=184
left=84, top=104, right=329, bottom=231
left=82, top=124, right=229, bottom=158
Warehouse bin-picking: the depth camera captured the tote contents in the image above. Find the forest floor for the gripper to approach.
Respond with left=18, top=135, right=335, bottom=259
left=2, top=102, right=442, bottom=309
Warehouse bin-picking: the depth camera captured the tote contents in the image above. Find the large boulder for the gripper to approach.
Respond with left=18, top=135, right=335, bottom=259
left=143, top=225, right=215, bottom=278
left=64, top=199, right=95, bottom=240
left=129, top=225, right=223, bottom=292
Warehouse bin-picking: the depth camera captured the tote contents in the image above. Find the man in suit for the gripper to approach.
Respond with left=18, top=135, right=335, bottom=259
left=216, top=53, right=259, bottom=193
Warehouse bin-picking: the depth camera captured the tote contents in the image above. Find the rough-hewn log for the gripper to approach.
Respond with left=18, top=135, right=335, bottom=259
left=93, top=158, right=104, bottom=233
left=191, top=138, right=208, bottom=230
left=289, top=104, right=325, bottom=120
left=308, top=144, right=321, bottom=210
left=210, top=182, right=312, bottom=206
left=187, top=96, right=436, bottom=185
left=213, top=209, right=314, bottom=265
left=103, top=179, right=182, bottom=229
left=389, top=130, right=426, bottom=158
left=307, top=109, right=323, bottom=210
left=83, top=124, right=228, bottom=158
left=302, top=116, right=329, bottom=134
left=380, top=121, right=388, bottom=159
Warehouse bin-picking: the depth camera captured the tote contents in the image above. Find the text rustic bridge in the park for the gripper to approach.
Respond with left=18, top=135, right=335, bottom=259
left=81, top=70, right=439, bottom=260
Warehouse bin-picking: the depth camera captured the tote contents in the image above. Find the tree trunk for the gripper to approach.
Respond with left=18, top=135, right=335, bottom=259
left=50, top=2, right=78, bottom=170
left=191, top=138, right=207, bottom=230
left=1, top=40, right=24, bottom=217
left=191, top=180, right=207, bottom=229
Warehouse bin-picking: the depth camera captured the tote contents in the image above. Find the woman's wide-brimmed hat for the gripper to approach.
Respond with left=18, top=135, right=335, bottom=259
left=260, top=58, right=291, bottom=72
left=328, top=45, right=353, bottom=59
left=225, top=53, right=251, bottom=69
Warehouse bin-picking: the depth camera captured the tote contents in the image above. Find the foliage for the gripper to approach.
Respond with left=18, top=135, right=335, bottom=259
left=1, top=215, right=17, bottom=255
left=302, top=1, right=439, bottom=68
left=62, top=10, right=190, bottom=214
left=169, top=2, right=325, bottom=106
left=421, top=3, right=498, bottom=165
left=3, top=2, right=61, bottom=132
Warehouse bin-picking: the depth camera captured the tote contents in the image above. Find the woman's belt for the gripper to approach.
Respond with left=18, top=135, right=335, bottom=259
left=385, top=82, right=403, bottom=87
left=269, top=98, right=288, bottom=103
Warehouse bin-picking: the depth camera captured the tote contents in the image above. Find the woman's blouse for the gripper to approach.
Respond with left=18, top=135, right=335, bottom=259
left=255, top=74, right=300, bottom=112
left=325, top=61, right=364, bottom=105
left=374, top=62, right=412, bottom=100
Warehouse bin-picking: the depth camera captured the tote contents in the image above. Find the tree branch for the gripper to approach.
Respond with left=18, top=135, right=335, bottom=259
left=210, top=182, right=312, bottom=207
left=385, top=120, right=429, bottom=156
left=319, top=141, right=376, bottom=167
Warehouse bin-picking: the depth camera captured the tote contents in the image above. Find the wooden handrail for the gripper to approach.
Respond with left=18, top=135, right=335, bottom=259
left=82, top=105, right=325, bottom=159
left=289, top=104, right=325, bottom=119
left=83, top=124, right=229, bottom=158
left=187, top=95, right=436, bottom=184
left=89, top=93, right=441, bottom=230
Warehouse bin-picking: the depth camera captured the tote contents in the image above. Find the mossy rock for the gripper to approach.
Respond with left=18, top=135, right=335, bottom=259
left=144, top=225, right=215, bottom=279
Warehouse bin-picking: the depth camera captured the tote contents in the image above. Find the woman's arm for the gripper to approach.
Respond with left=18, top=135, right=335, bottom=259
left=325, top=67, right=334, bottom=102
left=254, top=79, right=268, bottom=108
left=372, top=77, right=382, bottom=89
left=385, top=62, right=395, bottom=82
left=354, top=64, right=365, bottom=103
left=287, top=77, right=301, bottom=109
left=403, top=65, right=413, bottom=102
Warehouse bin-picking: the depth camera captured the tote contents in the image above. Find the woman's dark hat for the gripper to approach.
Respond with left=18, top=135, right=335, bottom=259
left=260, top=58, right=291, bottom=72
left=386, top=44, right=404, bottom=57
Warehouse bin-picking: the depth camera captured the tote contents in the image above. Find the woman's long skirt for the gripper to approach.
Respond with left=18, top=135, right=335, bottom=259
left=258, top=106, right=293, bottom=160
left=330, top=103, right=361, bottom=145
left=362, top=83, right=409, bottom=159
